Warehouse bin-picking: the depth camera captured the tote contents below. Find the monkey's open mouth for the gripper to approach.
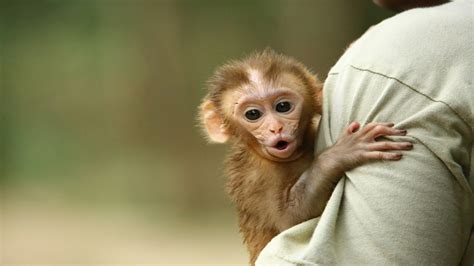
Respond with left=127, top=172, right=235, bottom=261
left=275, top=141, right=289, bottom=150
left=266, top=139, right=297, bottom=159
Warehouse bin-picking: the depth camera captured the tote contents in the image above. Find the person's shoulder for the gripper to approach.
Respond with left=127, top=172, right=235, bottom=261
left=331, top=0, right=472, bottom=75
left=326, top=0, right=473, bottom=134
left=374, top=0, right=470, bottom=37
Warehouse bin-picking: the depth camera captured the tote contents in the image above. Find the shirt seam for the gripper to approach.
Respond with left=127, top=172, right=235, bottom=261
left=348, top=65, right=471, bottom=130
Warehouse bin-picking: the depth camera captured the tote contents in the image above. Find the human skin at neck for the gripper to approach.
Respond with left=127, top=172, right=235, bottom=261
left=373, top=0, right=450, bottom=12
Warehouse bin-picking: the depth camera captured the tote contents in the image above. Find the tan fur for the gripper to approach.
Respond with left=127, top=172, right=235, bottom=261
left=200, top=49, right=322, bottom=264
left=205, top=48, right=323, bottom=115
left=225, top=134, right=315, bottom=263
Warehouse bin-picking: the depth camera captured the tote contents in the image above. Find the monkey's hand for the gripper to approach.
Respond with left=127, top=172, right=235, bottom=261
left=278, top=122, right=412, bottom=230
left=317, top=122, right=412, bottom=180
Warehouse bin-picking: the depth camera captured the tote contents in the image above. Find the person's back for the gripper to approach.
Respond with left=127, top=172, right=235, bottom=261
left=257, top=0, right=473, bottom=264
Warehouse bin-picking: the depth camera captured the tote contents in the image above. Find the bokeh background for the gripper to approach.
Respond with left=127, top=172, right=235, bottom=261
left=1, top=1, right=393, bottom=265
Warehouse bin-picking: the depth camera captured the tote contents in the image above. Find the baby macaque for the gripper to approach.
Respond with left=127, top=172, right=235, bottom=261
left=199, top=49, right=412, bottom=265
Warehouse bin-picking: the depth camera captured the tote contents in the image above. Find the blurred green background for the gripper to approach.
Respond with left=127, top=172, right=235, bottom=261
left=0, top=0, right=392, bottom=265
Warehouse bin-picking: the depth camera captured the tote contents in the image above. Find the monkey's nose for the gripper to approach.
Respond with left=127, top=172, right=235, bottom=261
left=269, top=125, right=283, bottom=134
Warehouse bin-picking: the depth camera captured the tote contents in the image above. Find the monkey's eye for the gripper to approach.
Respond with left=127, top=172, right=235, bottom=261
left=244, top=109, right=262, bottom=121
left=275, top=101, right=292, bottom=113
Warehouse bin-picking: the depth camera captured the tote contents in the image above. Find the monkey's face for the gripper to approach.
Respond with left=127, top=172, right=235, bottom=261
left=235, top=90, right=305, bottom=161
left=224, top=73, right=311, bottom=162
left=200, top=50, right=322, bottom=162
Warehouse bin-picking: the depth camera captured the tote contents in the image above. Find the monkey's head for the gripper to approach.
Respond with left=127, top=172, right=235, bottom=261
left=199, top=49, right=322, bottom=162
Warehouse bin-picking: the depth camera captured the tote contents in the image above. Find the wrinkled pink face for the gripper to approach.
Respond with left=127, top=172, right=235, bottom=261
left=222, top=69, right=309, bottom=161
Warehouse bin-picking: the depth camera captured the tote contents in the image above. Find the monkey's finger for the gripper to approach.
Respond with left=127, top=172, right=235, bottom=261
left=367, top=141, right=413, bottom=151
left=366, top=125, right=406, bottom=140
left=346, top=121, right=360, bottom=134
left=363, top=151, right=403, bottom=160
left=360, top=122, right=395, bottom=134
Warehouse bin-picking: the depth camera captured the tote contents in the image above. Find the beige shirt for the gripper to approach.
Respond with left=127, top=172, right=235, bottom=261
left=257, top=0, right=473, bottom=264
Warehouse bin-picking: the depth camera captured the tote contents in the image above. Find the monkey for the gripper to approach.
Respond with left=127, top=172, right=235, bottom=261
left=198, top=49, right=413, bottom=265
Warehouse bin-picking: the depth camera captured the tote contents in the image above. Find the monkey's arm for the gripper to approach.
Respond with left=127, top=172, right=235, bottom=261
left=277, top=122, right=413, bottom=231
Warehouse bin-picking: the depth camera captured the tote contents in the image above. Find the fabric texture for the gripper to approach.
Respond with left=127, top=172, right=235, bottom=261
left=256, top=0, right=473, bottom=264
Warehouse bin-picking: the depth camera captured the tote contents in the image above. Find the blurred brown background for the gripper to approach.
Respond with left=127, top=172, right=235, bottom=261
left=0, top=1, right=392, bottom=265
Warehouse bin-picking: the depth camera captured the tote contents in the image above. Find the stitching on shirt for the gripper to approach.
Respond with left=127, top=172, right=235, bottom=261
left=349, top=65, right=471, bottom=129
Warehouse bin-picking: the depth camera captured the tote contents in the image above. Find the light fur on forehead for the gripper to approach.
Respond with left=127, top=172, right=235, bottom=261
left=248, top=68, right=263, bottom=86
left=245, top=68, right=273, bottom=99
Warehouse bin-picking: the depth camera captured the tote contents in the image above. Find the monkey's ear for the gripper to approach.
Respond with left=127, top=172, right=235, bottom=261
left=199, top=99, right=230, bottom=143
